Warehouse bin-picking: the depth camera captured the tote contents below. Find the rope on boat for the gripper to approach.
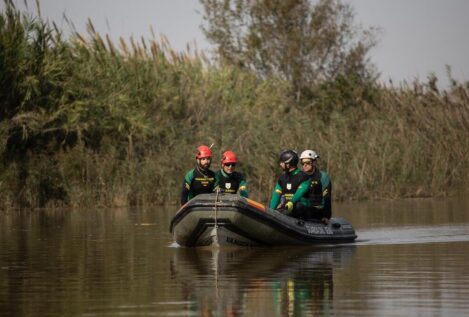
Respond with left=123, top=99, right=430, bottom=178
left=212, top=188, right=220, bottom=245
left=211, top=188, right=221, bottom=295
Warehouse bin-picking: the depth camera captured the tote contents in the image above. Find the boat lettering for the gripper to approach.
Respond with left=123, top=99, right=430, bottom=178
left=305, top=224, right=333, bottom=235
left=225, top=237, right=253, bottom=246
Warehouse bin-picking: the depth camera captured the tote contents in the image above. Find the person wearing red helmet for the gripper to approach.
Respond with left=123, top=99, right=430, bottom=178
left=216, top=150, right=248, bottom=198
left=180, top=145, right=219, bottom=205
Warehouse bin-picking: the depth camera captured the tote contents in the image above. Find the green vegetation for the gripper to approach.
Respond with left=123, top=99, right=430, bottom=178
left=1, top=1, right=468, bottom=209
left=200, top=0, right=379, bottom=103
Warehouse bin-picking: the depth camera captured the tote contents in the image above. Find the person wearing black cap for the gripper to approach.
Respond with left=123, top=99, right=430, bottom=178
left=269, top=150, right=311, bottom=215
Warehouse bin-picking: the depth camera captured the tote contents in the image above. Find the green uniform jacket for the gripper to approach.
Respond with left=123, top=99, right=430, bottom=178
left=306, top=168, right=332, bottom=219
left=269, top=168, right=311, bottom=209
left=180, top=167, right=219, bottom=205
left=216, top=169, right=249, bottom=198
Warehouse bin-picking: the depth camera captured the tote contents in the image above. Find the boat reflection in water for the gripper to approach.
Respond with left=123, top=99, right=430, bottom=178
left=170, top=245, right=356, bottom=316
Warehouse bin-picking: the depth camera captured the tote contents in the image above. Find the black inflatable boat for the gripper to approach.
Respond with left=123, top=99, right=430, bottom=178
left=170, top=193, right=357, bottom=247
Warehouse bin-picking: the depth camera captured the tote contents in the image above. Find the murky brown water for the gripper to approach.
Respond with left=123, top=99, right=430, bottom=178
left=1, top=197, right=469, bottom=316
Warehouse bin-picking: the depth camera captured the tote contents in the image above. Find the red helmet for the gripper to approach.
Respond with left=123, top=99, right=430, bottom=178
left=196, top=145, right=212, bottom=159
left=221, top=150, right=237, bottom=164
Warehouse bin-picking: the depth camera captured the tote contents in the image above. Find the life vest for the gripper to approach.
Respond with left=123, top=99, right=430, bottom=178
left=189, top=167, right=216, bottom=196
left=217, top=170, right=245, bottom=194
left=277, top=169, right=310, bottom=201
left=306, top=169, right=330, bottom=208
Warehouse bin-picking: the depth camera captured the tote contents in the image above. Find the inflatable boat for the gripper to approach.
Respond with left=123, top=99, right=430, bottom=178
left=170, top=193, right=357, bottom=247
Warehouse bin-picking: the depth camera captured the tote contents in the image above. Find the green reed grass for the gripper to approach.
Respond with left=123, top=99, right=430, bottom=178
left=1, top=2, right=468, bottom=209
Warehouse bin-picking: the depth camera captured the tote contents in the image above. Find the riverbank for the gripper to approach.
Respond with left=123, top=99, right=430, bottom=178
left=1, top=3, right=468, bottom=209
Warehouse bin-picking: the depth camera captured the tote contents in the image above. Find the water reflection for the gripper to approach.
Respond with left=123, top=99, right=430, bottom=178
left=170, top=246, right=355, bottom=317
left=2, top=197, right=469, bottom=316
left=0, top=208, right=173, bottom=317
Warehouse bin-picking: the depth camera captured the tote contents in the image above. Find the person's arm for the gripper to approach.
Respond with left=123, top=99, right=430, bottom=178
left=180, top=170, right=194, bottom=205
left=239, top=178, right=248, bottom=198
left=321, top=172, right=332, bottom=220
left=323, top=180, right=332, bottom=219
left=213, top=171, right=220, bottom=192
left=269, top=183, right=282, bottom=209
left=291, top=179, right=311, bottom=204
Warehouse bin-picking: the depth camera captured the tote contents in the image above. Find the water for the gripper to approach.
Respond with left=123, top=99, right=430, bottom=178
left=1, top=197, right=469, bottom=316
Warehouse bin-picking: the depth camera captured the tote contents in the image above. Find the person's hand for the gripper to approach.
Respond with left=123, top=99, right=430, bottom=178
left=321, top=217, right=330, bottom=225
left=285, top=201, right=294, bottom=212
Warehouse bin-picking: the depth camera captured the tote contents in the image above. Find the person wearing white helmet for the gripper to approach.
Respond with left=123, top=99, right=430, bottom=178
left=299, top=149, right=332, bottom=224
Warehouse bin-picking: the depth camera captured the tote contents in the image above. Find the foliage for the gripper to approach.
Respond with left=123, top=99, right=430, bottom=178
left=199, top=0, right=379, bottom=102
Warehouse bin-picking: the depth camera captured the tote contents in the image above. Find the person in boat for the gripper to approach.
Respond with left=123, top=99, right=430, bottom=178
left=180, top=145, right=219, bottom=205
left=269, top=150, right=312, bottom=216
left=300, top=150, right=332, bottom=224
left=216, top=150, right=249, bottom=198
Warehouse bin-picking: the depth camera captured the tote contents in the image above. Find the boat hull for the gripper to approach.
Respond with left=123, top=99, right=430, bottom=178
left=170, top=193, right=357, bottom=247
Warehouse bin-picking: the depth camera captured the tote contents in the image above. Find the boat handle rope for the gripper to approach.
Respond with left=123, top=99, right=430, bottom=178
left=214, top=188, right=220, bottom=236
left=212, top=188, right=220, bottom=245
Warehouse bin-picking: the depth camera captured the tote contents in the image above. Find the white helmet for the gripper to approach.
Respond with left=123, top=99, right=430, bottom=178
left=300, top=150, right=319, bottom=160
